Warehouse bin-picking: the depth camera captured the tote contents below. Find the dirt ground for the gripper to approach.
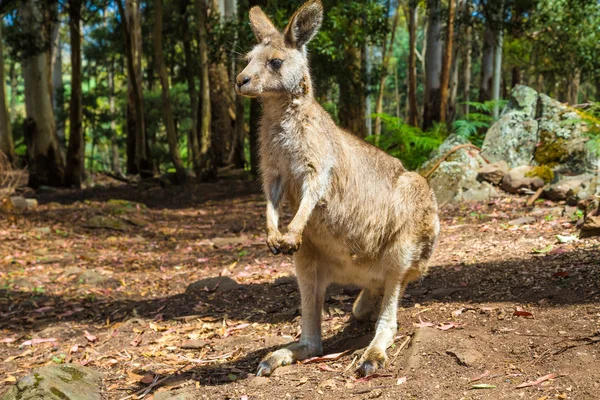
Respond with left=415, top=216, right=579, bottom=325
left=1, top=175, right=599, bottom=399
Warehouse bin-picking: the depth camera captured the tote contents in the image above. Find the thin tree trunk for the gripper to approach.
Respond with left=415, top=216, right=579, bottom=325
left=228, top=95, right=246, bottom=168
left=20, top=0, right=65, bottom=188
left=117, top=0, right=152, bottom=178
left=108, top=59, right=121, bottom=176
left=463, top=15, right=472, bottom=115
left=492, top=27, right=503, bottom=118
left=0, top=23, right=16, bottom=165
left=406, top=0, right=419, bottom=127
left=423, top=0, right=443, bottom=130
left=65, top=0, right=84, bottom=187
left=511, top=66, right=521, bottom=88
left=51, top=27, right=65, bottom=150
left=9, top=62, right=17, bottom=123
left=196, top=0, right=215, bottom=180
left=394, top=65, right=401, bottom=119
left=439, top=0, right=456, bottom=123
left=180, top=1, right=202, bottom=178
left=479, top=23, right=494, bottom=102
left=568, top=70, right=580, bottom=105
left=374, top=2, right=402, bottom=137
left=154, top=0, right=186, bottom=183
left=338, top=45, right=367, bottom=138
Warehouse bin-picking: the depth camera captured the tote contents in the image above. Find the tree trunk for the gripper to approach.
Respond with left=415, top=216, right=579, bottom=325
left=209, top=62, right=234, bottom=168
left=439, top=0, right=456, bottom=123
left=338, top=45, right=367, bottom=138
left=180, top=1, right=202, bottom=178
left=463, top=16, right=472, bottom=115
left=9, top=62, right=17, bottom=123
left=154, top=0, right=186, bottom=183
left=196, top=0, right=215, bottom=180
left=20, top=0, right=65, bottom=188
left=0, top=23, right=16, bottom=165
left=374, top=2, right=402, bottom=137
left=65, top=0, right=84, bottom=187
left=249, top=98, right=260, bottom=176
left=423, top=0, right=443, bottom=130
left=511, top=66, right=521, bottom=88
left=108, top=59, right=121, bottom=176
left=479, top=23, right=494, bottom=102
left=118, top=0, right=152, bottom=178
left=228, top=95, right=246, bottom=168
left=406, top=0, right=419, bottom=127
left=492, top=26, right=503, bottom=118
left=51, top=26, right=65, bottom=150
left=568, top=70, right=581, bottom=105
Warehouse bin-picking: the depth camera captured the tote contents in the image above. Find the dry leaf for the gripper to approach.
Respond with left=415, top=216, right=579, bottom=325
left=413, top=316, right=435, bottom=328
left=516, top=373, right=558, bottom=389
left=301, top=349, right=350, bottom=364
left=318, top=364, right=337, bottom=372
left=471, top=370, right=491, bottom=382
left=4, top=349, right=32, bottom=362
left=84, top=330, right=98, bottom=342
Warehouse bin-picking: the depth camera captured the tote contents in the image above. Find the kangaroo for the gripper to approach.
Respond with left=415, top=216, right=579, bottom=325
left=236, top=0, right=440, bottom=377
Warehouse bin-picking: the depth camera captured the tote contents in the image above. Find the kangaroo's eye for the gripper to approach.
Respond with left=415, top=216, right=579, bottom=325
left=269, top=59, right=283, bottom=70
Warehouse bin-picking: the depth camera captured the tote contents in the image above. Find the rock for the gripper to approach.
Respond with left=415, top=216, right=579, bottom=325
left=185, top=276, right=240, bottom=295
left=501, top=166, right=545, bottom=194
left=0, top=364, right=103, bottom=400
left=508, top=216, right=536, bottom=226
left=32, top=226, right=51, bottom=235
left=84, top=215, right=128, bottom=231
left=477, top=161, right=509, bottom=185
left=544, top=174, right=594, bottom=201
left=535, top=94, right=598, bottom=174
left=461, top=181, right=500, bottom=202
left=180, top=339, right=209, bottom=349
left=79, top=269, right=109, bottom=286
left=447, top=346, right=483, bottom=367
left=580, top=214, right=600, bottom=238
left=105, top=199, right=147, bottom=212
left=481, top=85, right=539, bottom=168
left=422, top=134, right=489, bottom=204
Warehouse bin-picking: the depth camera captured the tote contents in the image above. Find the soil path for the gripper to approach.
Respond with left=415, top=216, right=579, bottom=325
left=1, top=178, right=598, bottom=399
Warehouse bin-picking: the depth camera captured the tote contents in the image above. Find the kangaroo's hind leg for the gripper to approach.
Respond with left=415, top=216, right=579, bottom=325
left=352, top=287, right=383, bottom=322
left=257, top=243, right=327, bottom=376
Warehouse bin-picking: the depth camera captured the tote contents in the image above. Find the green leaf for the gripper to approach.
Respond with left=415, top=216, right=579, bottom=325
left=470, top=384, right=496, bottom=390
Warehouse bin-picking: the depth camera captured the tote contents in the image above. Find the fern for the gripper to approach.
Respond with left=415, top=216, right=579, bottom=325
left=367, top=113, right=444, bottom=170
left=452, top=100, right=506, bottom=147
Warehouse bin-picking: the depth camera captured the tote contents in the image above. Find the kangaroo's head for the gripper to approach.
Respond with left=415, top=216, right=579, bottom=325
left=236, top=0, right=323, bottom=98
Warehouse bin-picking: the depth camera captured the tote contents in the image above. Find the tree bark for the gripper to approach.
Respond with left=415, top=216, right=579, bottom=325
left=406, top=0, right=419, bottom=127
left=338, top=45, right=367, bottom=138
left=108, top=59, right=121, bottom=176
left=196, top=0, right=215, bottom=180
left=374, top=2, right=402, bottom=137
left=423, top=0, right=443, bottom=130
left=65, top=0, right=84, bottom=187
left=0, top=23, right=16, bottom=165
left=117, top=0, right=153, bottom=178
left=180, top=1, right=202, bottom=178
left=439, top=0, right=456, bottom=123
left=479, top=23, right=494, bottom=102
left=154, top=0, right=186, bottom=183
left=463, top=16, right=472, bottom=115
left=492, top=26, right=503, bottom=118
left=209, top=62, right=234, bottom=168
left=568, top=69, right=581, bottom=105
left=20, top=0, right=65, bottom=187
left=9, top=62, right=17, bottom=123
left=51, top=25, right=65, bottom=150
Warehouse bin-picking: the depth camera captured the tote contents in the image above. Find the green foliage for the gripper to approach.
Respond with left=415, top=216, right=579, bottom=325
left=574, top=102, right=600, bottom=157
left=452, top=100, right=507, bottom=147
left=366, top=113, right=444, bottom=171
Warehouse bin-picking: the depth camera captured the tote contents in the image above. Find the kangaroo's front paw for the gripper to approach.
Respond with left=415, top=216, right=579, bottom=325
left=356, top=347, right=387, bottom=377
left=266, top=232, right=284, bottom=255
left=278, top=232, right=302, bottom=255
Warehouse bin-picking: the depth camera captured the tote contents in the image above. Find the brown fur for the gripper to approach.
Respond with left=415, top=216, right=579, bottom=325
left=236, top=0, right=440, bottom=377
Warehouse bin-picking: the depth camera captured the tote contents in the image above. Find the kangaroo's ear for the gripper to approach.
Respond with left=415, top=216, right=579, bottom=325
left=249, top=6, right=278, bottom=42
left=284, top=0, right=323, bottom=49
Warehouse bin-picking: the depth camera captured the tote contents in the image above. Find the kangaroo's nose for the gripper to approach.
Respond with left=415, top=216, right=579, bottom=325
left=237, top=76, right=251, bottom=88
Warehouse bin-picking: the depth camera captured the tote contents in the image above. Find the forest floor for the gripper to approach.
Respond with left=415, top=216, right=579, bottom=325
left=0, top=175, right=599, bottom=400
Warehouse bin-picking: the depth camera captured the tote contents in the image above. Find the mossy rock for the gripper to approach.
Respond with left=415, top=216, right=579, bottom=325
left=525, top=165, right=555, bottom=184
left=533, top=130, right=569, bottom=167
left=0, top=364, right=103, bottom=400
